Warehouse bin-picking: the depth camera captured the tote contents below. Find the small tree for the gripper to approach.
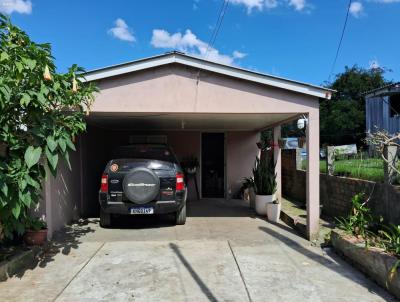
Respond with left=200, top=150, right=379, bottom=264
left=0, top=15, right=97, bottom=240
left=365, top=129, right=400, bottom=175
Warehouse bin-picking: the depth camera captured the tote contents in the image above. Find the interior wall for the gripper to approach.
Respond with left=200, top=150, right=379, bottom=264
left=226, top=131, right=260, bottom=199
left=80, top=126, right=259, bottom=213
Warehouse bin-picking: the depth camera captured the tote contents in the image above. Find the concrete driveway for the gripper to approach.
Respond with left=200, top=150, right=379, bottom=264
left=0, top=199, right=396, bottom=302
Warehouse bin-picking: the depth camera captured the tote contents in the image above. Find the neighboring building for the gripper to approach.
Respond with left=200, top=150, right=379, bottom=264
left=365, top=83, right=400, bottom=135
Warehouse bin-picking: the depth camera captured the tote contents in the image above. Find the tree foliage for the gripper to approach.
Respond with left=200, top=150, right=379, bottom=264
left=321, top=66, right=391, bottom=146
left=0, top=14, right=97, bottom=240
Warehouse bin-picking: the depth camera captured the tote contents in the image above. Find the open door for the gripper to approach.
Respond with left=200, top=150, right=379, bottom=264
left=201, top=133, right=225, bottom=198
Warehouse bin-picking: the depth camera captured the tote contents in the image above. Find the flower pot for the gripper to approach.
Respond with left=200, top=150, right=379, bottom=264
left=23, top=229, right=48, bottom=246
left=266, top=202, right=281, bottom=222
left=255, top=194, right=276, bottom=215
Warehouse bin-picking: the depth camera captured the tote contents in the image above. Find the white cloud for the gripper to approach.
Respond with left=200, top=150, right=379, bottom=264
left=350, top=1, right=363, bottom=17
left=288, top=0, right=306, bottom=11
left=230, top=0, right=311, bottom=12
left=265, top=0, right=278, bottom=8
left=369, top=59, right=380, bottom=69
left=0, top=0, right=31, bottom=14
left=108, top=18, right=135, bottom=42
left=233, top=50, right=247, bottom=59
left=151, top=29, right=246, bottom=65
left=230, top=0, right=264, bottom=13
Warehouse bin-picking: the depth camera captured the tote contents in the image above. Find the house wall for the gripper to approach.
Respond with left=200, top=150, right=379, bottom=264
left=226, top=131, right=259, bottom=198
left=92, top=64, right=319, bottom=115
left=36, top=141, right=83, bottom=238
left=366, top=95, right=400, bottom=135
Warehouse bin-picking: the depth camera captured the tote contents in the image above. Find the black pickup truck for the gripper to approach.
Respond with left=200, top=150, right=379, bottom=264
left=98, top=144, right=187, bottom=227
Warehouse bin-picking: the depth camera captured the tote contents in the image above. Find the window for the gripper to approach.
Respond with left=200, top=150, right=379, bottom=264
left=389, top=94, right=400, bottom=118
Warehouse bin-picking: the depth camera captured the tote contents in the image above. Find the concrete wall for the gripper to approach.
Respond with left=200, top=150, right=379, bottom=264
left=282, top=150, right=400, bottom=225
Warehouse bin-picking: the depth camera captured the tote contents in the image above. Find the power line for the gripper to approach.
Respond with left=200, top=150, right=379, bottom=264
left=327, top=0, right=352, bottom=83
left=195, top=0, right=229, bottom=88
left=205, top=0, right=230, bottom=59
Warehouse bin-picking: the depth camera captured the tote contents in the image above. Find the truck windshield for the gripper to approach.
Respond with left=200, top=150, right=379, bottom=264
left=113, top=145, right=177, bottom=162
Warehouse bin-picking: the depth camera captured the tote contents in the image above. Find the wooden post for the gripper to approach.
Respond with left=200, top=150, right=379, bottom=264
left=384, top=145, right=398, bottom=184
left=296, top=148, right=302, bottom=170
left=326, top=146, right=335, bottom=176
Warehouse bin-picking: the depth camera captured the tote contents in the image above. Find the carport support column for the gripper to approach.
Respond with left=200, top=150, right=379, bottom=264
left=306, top=110, right=320, bottom=241
left=273, top=125, right=281, bottom=201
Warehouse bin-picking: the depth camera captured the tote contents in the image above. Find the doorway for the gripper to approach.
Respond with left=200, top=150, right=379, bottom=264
left=201, top=133, right=225, bottom=198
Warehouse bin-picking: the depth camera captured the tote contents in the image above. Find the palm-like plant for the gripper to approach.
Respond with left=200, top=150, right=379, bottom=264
left=252, top=155, right=277, bottom=195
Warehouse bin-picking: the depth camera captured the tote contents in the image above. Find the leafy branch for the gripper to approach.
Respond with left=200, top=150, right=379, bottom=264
left=0, top=14, right=97, bottom=240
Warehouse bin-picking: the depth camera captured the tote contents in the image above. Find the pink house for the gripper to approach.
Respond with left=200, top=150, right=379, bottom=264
left=39, top=52, right=332, bottom=241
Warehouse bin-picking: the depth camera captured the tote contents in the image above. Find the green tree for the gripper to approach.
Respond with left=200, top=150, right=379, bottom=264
left=321, top=65, right=391, bottom=146
left=0, top=15, right=97, bottom=240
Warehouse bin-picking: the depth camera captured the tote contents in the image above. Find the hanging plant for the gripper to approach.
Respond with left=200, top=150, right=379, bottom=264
left=0, top=14, right=97, bottom=240
left=298, top=136, right=306, bottom=148
left=278, top=138, right=286, bottom=149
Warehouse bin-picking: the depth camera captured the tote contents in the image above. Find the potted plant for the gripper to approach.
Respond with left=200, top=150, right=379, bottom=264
left=253, top=155, right=277, bottom=216
left=23, top=217, right=48, bottom=246
left=181, top=156, right=199, bottom=174
left=241, top=177, right=256, bottom=208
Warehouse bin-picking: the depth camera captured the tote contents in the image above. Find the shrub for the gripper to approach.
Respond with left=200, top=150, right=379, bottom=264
left=0, top=15, right=97, bottom=240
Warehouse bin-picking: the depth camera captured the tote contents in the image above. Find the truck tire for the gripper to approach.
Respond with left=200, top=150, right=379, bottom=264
left=100, top=208, right=111, bottom=228
left=175, top=203, right=186, bottom=225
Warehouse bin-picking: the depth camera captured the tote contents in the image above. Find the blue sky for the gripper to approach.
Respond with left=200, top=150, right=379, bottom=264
left=1, top=0, right=399, bottom=86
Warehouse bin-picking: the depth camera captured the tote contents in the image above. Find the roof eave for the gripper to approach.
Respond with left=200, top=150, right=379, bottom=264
left=82, top=52, right=332, bottom=100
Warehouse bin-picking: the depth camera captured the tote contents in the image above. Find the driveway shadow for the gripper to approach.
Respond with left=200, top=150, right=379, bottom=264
left=187, top=198, right=256, bottom=218
left=259, top=225, right=396, bottom=301
left=8, top=219, right=96, bottom=279
left=169, top=243, right=219, bottom=302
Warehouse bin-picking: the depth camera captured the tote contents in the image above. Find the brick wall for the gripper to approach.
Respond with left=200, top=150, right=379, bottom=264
left=282, top=150, right=400, bottom=224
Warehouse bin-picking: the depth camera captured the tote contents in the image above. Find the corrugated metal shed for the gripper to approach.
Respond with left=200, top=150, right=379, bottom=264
left=366, top=83, right=400, bottom=135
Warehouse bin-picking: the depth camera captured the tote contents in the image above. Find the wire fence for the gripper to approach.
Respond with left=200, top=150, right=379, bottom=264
left=301, top=150, right=397, bottom=183
left=326, top=151, right=384, bottom=182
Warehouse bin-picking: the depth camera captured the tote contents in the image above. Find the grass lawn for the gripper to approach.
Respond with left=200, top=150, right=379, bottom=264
left=302, top=157, right=385, bottom=182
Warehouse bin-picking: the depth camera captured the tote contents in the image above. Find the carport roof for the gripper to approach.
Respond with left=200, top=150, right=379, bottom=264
left=83, top=51, right=333, bottom=99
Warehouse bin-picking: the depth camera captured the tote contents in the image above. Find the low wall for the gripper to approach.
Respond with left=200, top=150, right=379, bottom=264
left=282, top=150, right=400, bottom=224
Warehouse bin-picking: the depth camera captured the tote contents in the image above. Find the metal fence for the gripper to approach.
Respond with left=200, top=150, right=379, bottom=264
left=326, top=151, right=384, bottom=182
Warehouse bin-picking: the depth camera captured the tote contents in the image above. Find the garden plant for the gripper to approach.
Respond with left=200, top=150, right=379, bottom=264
left=0, top=15, right=97, bottom=240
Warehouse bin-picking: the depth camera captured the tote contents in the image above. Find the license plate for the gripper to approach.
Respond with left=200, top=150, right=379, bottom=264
left=130, top=207, right=154, bottom=215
